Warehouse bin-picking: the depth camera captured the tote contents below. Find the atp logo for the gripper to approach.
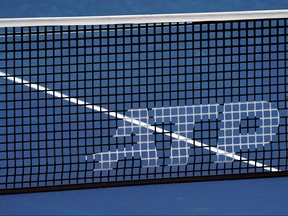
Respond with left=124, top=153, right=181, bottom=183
left=85, top=101, right=279, bottom=171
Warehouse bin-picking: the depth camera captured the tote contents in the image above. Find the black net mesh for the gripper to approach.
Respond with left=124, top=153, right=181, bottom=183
left=0, top=18, right=287, bottom=194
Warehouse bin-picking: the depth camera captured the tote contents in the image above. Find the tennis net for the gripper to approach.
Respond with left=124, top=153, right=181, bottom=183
left=0, top=10, right=287, bottom=194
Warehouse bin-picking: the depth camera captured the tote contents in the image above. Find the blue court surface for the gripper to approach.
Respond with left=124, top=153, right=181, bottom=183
left=0, top=177, right=287, bottom=215
left=0, top=0, right=288, bottom=215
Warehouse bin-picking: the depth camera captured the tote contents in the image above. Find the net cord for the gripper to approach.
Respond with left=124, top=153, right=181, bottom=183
left=0, top=10, right=288, bottom=27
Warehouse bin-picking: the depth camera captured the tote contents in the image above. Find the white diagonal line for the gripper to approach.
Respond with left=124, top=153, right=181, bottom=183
left=0, top=71, right=279, bottom=172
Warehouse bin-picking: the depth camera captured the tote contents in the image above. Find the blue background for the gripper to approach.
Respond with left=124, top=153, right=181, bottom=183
left=0, top=0, right=288, bottom=215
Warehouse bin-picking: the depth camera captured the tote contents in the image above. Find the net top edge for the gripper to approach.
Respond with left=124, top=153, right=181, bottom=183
left=0, top=9, right=288, bottom=28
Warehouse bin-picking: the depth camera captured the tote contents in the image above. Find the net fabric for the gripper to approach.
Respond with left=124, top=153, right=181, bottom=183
left=0, top=19, right=287, bottom=192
